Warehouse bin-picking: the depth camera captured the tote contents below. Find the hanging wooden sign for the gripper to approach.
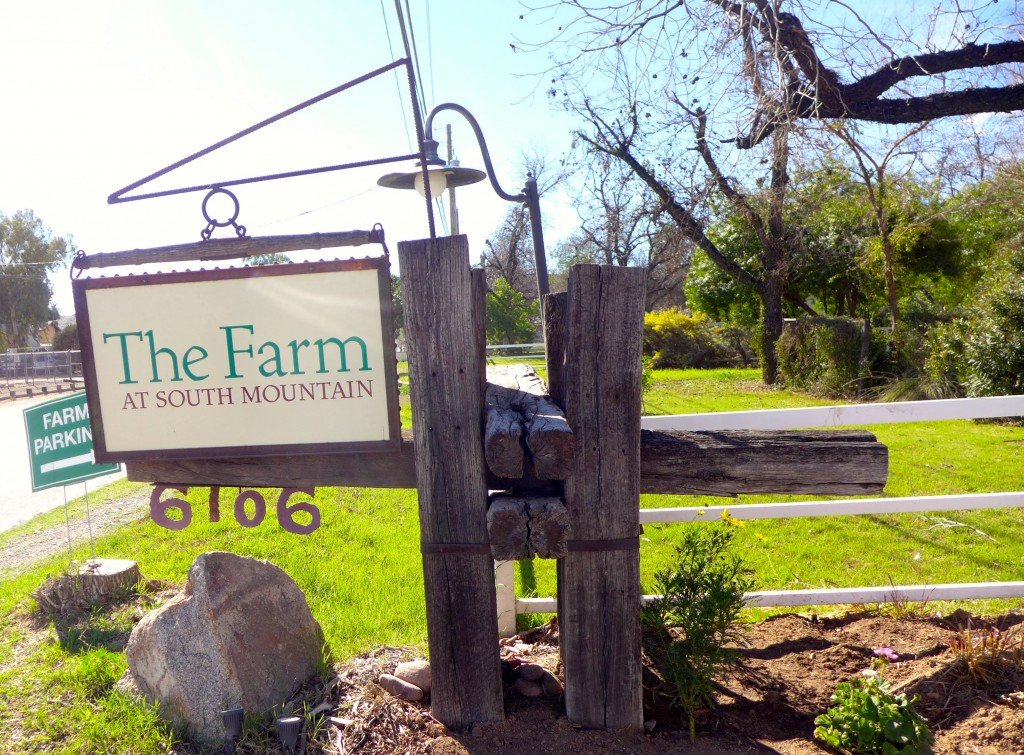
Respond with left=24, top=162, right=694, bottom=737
left=73, top=257, right=401, bottom=462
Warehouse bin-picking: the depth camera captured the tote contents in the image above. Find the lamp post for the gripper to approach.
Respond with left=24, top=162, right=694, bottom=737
left=377, top=103, right=550, bottom=298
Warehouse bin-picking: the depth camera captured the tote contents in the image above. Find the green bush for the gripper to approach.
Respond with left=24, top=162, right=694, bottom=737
left=641, top=523, right=754, bottom=740
left=920, top=248, right=1024, bottom=401
left=777, top=317, right=866, bottom=397
left=814, top=672, right=934, bottom=754
left=486, top=278, right=539, bottom=345
left=643, top=309, right=725, bottom=368
left=961, top=262, right=1024, bottom=398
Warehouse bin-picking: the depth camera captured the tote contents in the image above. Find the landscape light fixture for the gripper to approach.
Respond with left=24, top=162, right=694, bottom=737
left=220, top=707, right=243, bottom=754
left=377, top=102, right=551, bottom=297
left=276, top=715, right=304, bottom=754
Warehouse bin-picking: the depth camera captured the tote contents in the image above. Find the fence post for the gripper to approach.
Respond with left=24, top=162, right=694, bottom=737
left=559, top=264, right=646, bottom=730
left=398, top=235, right=504, bottom=728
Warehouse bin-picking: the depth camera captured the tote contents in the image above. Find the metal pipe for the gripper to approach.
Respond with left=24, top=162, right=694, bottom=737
left=423, top=103, right=549, bottom=297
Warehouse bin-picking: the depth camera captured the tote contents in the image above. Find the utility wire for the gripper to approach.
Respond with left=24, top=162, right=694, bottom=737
left=394, top=0, right=426, bottom=122
left=379, top=0, right=414, bottom=153
left=395, top=0, right=449, bottom=236
left=425, top=0, right=436, bottom=107
left=422, top=0, right=448, bottom=235
left=254, top=187, right=377, bottom=229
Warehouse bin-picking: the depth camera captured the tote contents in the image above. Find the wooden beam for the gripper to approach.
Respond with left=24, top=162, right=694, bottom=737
left=483, top=406, right=524, bottom=480
left=560, top=264, right=645, bottom=731
left=399, top=235, right=503, bottom=728
left=77, top=230, right=383, bottom=269
left=640, top=428, right=887, bottom=496
left=542, top=292, right=567, bottom=408
left=485, top=364, right=574, bottom=480
left=486, top=494, right=571, bottom=560
left=126, top=429, right=887, bottom=496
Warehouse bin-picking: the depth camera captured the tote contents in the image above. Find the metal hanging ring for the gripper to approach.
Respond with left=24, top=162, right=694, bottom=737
left=201, top=188, right=241, bottom=228
left=70, top=250, right=87, bottom=279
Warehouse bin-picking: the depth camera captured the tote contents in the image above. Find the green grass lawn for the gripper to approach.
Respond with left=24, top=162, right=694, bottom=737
left=2, top=367, right=1023, bottom=751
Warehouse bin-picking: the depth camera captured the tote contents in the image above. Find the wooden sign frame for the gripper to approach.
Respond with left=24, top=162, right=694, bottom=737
left=73, top=257, right=402, bottom=463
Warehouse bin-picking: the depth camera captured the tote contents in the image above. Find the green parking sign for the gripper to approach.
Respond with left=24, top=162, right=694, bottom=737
left=23, top=392, right=120, bottom=492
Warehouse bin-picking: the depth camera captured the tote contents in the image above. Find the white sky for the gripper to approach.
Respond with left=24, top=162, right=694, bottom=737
left=0, top=1, right=579, bottom=316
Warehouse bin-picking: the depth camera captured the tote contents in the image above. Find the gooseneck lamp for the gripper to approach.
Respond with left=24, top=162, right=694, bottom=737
left=377, top=103, right=550, bottom=298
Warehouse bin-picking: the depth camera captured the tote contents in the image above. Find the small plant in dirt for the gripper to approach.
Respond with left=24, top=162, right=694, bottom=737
left=948, top=623, right=1024, bottom=687
left=814, top=669, right=934, bottom=754
left=640, top=523, right=754, bottom=740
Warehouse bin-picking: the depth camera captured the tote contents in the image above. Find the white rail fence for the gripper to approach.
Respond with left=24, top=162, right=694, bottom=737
left=495, top=394, right=1024, bottom=633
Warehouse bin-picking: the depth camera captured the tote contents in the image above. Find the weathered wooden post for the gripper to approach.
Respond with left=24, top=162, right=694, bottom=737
left=398, top=235, right=504, bottom=727
left=559, top=264, right=646, bottom=730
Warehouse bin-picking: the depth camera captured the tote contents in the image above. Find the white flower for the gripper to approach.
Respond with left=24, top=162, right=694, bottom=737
left=861, top=669, right=879, bottom=678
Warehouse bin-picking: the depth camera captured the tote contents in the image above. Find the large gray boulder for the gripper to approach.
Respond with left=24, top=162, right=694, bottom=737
left=125, top=552, right=326, bottom=744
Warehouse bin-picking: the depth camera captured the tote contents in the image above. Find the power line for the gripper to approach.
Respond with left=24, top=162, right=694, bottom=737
left=253, top=187, right=378, bottom=229
left=394, top=0, right=449, bottom=235
left=379, top=0, right=414, bottom=153
left=425, top=0, right=436, bottom=106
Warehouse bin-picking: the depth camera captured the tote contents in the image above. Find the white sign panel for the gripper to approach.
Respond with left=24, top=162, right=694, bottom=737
left=73, top=258, right=401, bottom=462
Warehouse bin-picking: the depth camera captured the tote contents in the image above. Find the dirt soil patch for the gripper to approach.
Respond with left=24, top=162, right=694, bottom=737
left=317, top=611, right=1024, bottom=755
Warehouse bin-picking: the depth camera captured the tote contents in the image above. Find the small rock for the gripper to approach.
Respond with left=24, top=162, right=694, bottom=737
left=518, top=663, right=545, bottom=681
left=541, top=670, right=564, bottom=696
left=643, top=719, right=657, bottom=732
left=378, top=673, right=424, bottom=701
left=514, top=678, right=543, bottom=697
left=763, top=690, right=781, bottom=705
left=394, top=659, right=431, bottom=693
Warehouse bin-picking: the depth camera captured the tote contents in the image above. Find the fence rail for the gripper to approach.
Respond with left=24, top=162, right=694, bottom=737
left=501, top=393, right=1024, bottom=624
left=640, top=395, right=1024, bottom=432
left=0, top=350, right=82, bottom=392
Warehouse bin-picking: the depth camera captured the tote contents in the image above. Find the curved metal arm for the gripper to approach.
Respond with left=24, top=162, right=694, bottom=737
left=424, top=103, right=526, bottom=203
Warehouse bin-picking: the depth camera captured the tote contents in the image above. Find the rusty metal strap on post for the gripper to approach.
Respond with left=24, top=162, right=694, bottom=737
left=420, top=542, right=493, bottom=556
left=564, top=536, right=640, bottom=553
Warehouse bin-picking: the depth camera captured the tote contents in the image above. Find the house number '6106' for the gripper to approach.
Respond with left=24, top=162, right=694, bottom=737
left=150, top=485, right=321, bottom=535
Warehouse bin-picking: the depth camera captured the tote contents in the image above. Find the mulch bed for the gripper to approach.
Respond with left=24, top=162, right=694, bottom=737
left=310, top=610, right=1024, bottom=755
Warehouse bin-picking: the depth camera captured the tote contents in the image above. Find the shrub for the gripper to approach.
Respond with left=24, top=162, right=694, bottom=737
left=643, top=309, right=725, bottom=368
left=961, top=266, right=1024, bottom=398
left=776, top=317, right=866, bottom=397
left=486, top=278, right=539, bottom=345
left=814, top=672, right=934, bottom=754
left=641, top=523, right=754, bottom=740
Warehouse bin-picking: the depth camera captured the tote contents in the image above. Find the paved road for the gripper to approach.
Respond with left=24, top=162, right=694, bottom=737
left=0, top=394, right=124, bottom=534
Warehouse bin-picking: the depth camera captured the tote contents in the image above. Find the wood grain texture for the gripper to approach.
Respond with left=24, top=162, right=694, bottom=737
left=486, top=494, right=570, bottom=560
left=126, top=428, right=886, bottom=496
left=639, top=428, right=887, bottom=496
left=486, top=364, right=574, bottom=480
left=560, top=264, right=646, bottom=730
left=486, top=496, right=530, bottom=560
left=525, top=497, right=571, bottom=558
left=484, top=407, right=524, bottom=479
left=542, top=292, right=567, bottom=409
left=398, top=235, right=503, bottom=728
left=126, top=429, right=418, bottom=488
left=78, top=230, right=382, bottom=269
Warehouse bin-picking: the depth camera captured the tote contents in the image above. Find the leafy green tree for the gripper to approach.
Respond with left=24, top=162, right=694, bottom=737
left=485, top=277, right=539, bottom=344
left=390, top=274, right=404, bottom=342
left=243, top=252, right=289, bottom=266
left=0, top=211, right=70, bottom=348
left=52, top=322, right=79, bottom=352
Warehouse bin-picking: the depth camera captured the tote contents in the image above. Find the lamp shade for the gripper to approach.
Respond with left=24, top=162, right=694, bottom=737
left=378, top=165, right=487, bottom=193
left=414, top=168, right=448, bottom=198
